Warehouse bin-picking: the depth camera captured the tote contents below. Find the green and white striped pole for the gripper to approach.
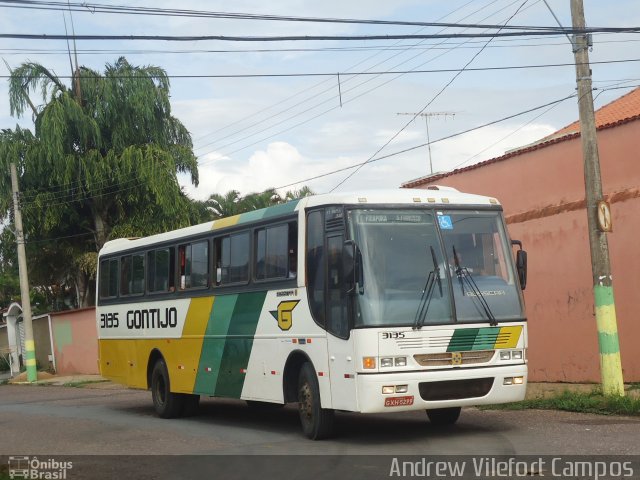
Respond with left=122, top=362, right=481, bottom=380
left=572, top=0, right=624, bottom=396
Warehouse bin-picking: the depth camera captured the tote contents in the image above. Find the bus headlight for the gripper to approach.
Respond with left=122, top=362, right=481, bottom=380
left=500, top=351, right=511, bottom=360
left=512, top=350, right=523, bottom=360
left=394, top=357, right=407, bottom=367
left=503, top=376, right=525, bottom=386
left=380, top=358, right=394, bottom=368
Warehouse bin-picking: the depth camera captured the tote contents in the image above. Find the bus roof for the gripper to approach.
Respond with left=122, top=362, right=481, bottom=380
left=99, top=187, right=500, bottom=256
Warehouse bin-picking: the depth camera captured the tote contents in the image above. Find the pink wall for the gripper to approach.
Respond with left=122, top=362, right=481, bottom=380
left=411, top=120, right=640, bottom=382
left=51, top=307, right=99, bottom=375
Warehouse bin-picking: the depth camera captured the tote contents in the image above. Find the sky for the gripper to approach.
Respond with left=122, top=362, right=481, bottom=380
left=0, top=0, right=639, bottom=200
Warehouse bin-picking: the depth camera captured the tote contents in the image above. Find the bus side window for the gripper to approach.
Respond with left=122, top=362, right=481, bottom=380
left=214, top=232, right=249, bottom=286
left=306, top=210, right=325, bottom=327
left=99, top=258, right=119, bottom=299
left=178, top=241, right=209, bottom=290
left=326, top=234, right=348, bottom=338
left=288, top=221, right=297, bottom=278
left=147, top=248, right=175, bottom=293
left=121, top=254, right=145, bottom=296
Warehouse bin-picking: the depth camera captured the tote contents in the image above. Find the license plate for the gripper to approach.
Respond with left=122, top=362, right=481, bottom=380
left=384, top=396, right=414, bottom=407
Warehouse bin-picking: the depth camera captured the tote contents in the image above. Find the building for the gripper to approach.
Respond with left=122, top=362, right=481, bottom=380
left=402, top=87, right=640, bottom=383
left=2, top=304, right=99, bottom=377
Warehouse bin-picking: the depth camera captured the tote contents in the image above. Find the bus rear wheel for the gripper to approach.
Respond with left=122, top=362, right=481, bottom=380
left=298, top=363, right=334, bottom=440
left=151, top=358, right=185, bottom=418
left=426, top=407, right=461, bottom=426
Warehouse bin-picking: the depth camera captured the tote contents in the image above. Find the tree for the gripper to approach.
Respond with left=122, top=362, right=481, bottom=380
left=0, top=57, right=199, bottom=308
left=205, top=187, right=314, bottom=219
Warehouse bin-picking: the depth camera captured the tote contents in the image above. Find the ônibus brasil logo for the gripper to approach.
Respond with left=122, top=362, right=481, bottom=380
left=8, top=456, right=73, bottom=479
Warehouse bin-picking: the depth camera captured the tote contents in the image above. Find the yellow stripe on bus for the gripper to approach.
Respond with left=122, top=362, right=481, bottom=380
left=99, top=296, right=215, bottom=394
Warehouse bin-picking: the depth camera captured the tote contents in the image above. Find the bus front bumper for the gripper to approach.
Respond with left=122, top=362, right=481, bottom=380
left=356, top=364, right=527, bottom=413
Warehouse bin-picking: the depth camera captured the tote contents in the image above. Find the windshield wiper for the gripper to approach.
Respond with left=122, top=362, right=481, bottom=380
left=413, top=246, right=442, bottom=330
left=452, top=245, right=498, bottom=327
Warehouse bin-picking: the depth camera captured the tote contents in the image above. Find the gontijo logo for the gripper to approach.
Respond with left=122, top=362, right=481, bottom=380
left=270, top=300, right=300, bottom=331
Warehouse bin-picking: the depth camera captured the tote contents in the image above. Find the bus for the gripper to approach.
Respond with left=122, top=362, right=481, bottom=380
left=96, top=187, right=528, bottom=439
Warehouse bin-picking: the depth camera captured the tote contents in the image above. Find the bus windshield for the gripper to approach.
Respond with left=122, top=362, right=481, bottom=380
left=347, top=208, right=524, bottom=327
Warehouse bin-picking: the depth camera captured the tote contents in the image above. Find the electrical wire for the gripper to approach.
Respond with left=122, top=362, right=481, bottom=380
left=273, top=92, right=578, bottom=191
left=0, top=0, right=599, bottom=32
left=193, top=0, right=543, bottom=160
left=1, top=28, right=639, bottom=42
left=192, top=0, right=511, bottom=152
left=329, top=0, right=532, bottom=191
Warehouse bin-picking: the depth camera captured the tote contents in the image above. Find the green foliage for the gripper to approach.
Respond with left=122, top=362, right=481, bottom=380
left=1, top=57, right=199, bottom=309
left=205, top=187, right=314, bottom=219
left=483, top=389, right=640, bottom=416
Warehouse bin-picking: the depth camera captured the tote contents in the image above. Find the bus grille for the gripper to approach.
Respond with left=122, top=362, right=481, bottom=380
left=413, top=350, right=495, bottom=367
left=419, top=378, right=494, bottom=401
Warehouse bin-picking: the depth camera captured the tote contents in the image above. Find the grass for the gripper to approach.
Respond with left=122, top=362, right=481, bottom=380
left=483, top=388, right=640, bottom=416
left=61, top=379, right=110, bottom=388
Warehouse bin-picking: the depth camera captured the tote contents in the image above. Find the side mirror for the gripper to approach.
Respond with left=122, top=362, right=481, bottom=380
left=343, top=240, right=356, bottom=294
left=511, top=240, right=527, bottom=290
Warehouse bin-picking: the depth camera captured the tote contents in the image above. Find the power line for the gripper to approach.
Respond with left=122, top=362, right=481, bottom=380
left=277, top=83, right=638, bottom=192
left=192, top=0, right=513, bottom=152
left=4, top=57, right=637, bottom=80
left=13, top=0, right=491, bottom=200
left=274, top=92, right=579, bottom=191
left=192, top=1, right=552, bottom=159
left=330, top=0, right=533, bottom=191
left=6, top=35, right=640, bottom=57
left=1, top=28, right=639, bottom=42
left=0, top=0, right=594, bottom=32
left=15, top=85, right=638, bottom=212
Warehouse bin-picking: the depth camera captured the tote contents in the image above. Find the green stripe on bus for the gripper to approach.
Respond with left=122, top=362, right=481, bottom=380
left=447, top=327, right=510, bottom=352
left=193, top=295, right=239, bottom=395
left=236, top=199, right=301, bottom=226
left=472, top=327, right=500, bottom=350
left=446, top=328, right=478, bottom=352
left=214, top=291, right=268, bottom=398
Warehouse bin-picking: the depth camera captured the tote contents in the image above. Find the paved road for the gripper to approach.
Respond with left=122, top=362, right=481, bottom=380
left=1, top=384, right=638, bottom=478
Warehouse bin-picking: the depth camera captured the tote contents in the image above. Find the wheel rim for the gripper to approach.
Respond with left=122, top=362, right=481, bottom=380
left=299, top=381, right=313, bottom=423
left=155, top=374, right=166, bottom=405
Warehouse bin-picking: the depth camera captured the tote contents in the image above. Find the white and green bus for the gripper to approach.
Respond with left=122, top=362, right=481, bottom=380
left=97, top=187, right=528, bottom=439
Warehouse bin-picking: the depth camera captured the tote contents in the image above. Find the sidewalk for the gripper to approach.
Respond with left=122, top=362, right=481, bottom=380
left=6, top=372, right=118, bottom=389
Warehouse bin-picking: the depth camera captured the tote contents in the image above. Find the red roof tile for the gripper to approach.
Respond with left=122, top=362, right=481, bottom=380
left=553, top=87, right=640, bottom=137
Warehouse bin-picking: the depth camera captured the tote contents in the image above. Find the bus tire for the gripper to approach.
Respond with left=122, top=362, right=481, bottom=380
left=297, top=362, right=334, bottom=440
left=151, top=358, right=185, bottom=419
left=426, top=407, right=461, bottom=426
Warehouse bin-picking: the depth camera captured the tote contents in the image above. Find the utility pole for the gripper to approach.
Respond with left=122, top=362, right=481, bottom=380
left=396, top=112, right=455, bottom=174
left=570, top=0, right=624, bottom=396
left=10, top=163, right=37, bottom=383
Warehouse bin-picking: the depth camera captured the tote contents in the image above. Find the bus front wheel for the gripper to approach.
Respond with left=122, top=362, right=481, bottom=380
left=297, top=363, right=334, bottom=440
left=151, top=358, right=185, bottom=418
left=426, top=407, right=461, bottom=426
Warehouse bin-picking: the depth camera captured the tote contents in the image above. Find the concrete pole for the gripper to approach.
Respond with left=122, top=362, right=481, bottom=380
left=570, top=0, right=624, bottom=396
left=9, top=163, right=37, bottom=382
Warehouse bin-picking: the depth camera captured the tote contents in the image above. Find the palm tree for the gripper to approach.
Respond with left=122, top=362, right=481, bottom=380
left=206, top=190, right=242, bottom=219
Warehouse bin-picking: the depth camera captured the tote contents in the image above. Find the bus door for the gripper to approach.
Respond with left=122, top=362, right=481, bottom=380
left=325, top=233, right=358, bottom=411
